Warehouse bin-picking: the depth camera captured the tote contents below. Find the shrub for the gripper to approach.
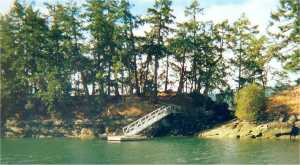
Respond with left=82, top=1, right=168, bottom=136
left=235, top=83, right=266, bottom=121
left=189, top=92, right=214, bottom=108
left=214, top=102, right=232, bottom=121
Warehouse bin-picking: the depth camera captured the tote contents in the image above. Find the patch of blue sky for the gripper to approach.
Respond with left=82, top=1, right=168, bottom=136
left=1, top=0, right=247, bottom=15
left=129, top=0, right=247, bottom=16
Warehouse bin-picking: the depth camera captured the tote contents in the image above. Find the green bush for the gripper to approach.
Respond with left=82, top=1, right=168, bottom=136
left=235, top=83, right=266, bottom=121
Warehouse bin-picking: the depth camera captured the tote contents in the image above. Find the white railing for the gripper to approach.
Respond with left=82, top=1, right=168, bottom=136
left=122, top=105, right=176, bottom=136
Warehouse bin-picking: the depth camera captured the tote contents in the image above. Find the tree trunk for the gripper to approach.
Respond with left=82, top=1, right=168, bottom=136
left=154, top=54, right=159, bottom=97
left=114, top=81, right=120, bottom=96
left=129, top=22, right=140, bottom=95
left=108, top=63, right=111, bottom=96
left=80, top=72, right=89, bottom=96
left=143, top=58, right=150, bottom=95
left=154, top=17, right=162, bottom=98
left=177, top=51, right=186, bottom=94
left=238, top=42, right=242, bottom=90
left=128, top=68, right=133, bottom=95
left=164, top=54, right=169, bottom=92
left=134, top=55, right=140, bottom=95
left=121, top=68, right=125, bottom=95
left=92, top=82, right=95, bottom=95
left=203, top=82, right=209, bottom=96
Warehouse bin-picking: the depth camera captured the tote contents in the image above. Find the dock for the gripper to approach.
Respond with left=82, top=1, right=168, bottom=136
left=106, top=105, right=179, bottom=141
left=107, top=135, right=147, bottom=141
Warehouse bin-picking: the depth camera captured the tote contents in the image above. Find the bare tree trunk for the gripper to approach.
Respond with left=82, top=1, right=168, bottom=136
left=134, top=55, right=140, bottom=95
left=128, top=68, right=133, bottom=95
left=154, top=55, right=159, bottom=97
left=203, top=83, right=209, bottom=96
left=185, top=79, right=188, bottom=93
left=92, top=82, right=95, bottom=95
left=108, top=63, right=111, bottom=96
left=129, top=23, right=140, bottom=95
left=114, top=81, right=120, bottom=96
left=177, top=51, right=186, bottom=94
left=143, top=59, right=151, bottom=95
left=121, top=68, right=125, bottom=95
left=80, top=72, right=89, bottom=96
left=164, top=54, right=169, bottom=92
left=238, top=42, right=242, bottom=90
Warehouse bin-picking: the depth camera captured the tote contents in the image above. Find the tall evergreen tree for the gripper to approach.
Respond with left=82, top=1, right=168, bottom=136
left=0, top=1, right=26, bottom=112
left=84, top=0, right=119, bottom=96
left=119, top=0, right=140, bottom=95
left=184, top=0, right=203, bottom=91
left=269, top=0, right=300, bottom=72
left=229, top=14, right=259, bottom=89
left=145, top=0, right=175, bottom=97
left=169, top=22, right=191, bottom=94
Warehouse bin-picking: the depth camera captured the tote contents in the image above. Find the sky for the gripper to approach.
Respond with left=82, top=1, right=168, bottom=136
left=1, top=0, right=298, bottom=87
left=0, top=0, right=279, bottom=34
left=0, top=0, right=279, bottom=32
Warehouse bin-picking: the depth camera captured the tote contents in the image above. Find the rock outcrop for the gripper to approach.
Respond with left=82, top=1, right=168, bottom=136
left=2, top=117, right=106, bottom=139
left=199, top=119, right=300, bottom=140
left=77, top=128, right=95, bottom=139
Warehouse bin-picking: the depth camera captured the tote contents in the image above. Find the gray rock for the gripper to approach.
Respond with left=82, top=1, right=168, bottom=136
left=279, top=116, right=286, bottom=122
left=74, top=119, right=92, bottom=125
left=38, top=135, right=46, bottom=138
left=5, top=131, right=16, bottom=138
left=288, top=115, right=297, bottom=124
left=77, top=128, right=95, bottom=139
left=41, top=119, right=53, bottom=126
left=277, top=135, right=291, bottom=139
left=264, top=126, right=292, bottom=137
left=53, top=120, right=63, bottom=126
left=31, top=127, right=39, bottom=133
left=295, top=121, right=300, bottom=128
left=56, top=127, right=68, bottom=134
left=251, top=127, right=262, bottom=137
left=8, top=126, right=24, bottom=134
left=5, top=119, right=18, bottom=127
left=40, top=127, right=49, bottom=134
left=127, top=118, right=134, bottom=123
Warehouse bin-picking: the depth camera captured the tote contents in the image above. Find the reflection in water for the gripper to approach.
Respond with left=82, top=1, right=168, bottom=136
left=1, top=137, right=299, bottom=164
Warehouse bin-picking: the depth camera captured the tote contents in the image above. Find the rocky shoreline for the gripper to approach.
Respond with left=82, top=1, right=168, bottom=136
left=199, top=115, right=300, bottom=140
left=4, top=115, right=300, bottom=140
left=2, top=117, right=110, bottom=139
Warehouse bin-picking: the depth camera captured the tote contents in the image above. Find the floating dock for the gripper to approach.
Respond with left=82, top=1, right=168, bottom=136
left=107, top=135, right=147, bottom=141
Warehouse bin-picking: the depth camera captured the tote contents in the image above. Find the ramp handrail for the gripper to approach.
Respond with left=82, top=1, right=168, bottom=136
left=122, top=105, right=177, bottom=136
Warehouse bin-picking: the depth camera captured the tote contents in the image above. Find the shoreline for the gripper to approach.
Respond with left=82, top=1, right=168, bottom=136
left=199, top=119, right=300, bottom=140
left=3, top=116, right=300, bottom=140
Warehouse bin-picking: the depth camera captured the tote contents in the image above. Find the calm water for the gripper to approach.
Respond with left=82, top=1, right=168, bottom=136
left=1, top=137, right=299, bottom=164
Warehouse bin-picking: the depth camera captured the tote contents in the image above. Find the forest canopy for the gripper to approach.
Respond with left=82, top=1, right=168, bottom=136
left=0, top=0, right=299, bottom=112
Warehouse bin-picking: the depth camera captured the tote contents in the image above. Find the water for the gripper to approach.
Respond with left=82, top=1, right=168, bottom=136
left=1, top=137, right=299, bottom=164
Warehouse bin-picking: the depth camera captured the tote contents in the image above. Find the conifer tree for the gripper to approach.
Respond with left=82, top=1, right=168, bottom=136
left=145, top=0, right=175, bottom=97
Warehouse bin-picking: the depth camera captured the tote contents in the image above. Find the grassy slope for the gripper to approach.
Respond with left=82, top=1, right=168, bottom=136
left=266, top=85, right=300, bottom=116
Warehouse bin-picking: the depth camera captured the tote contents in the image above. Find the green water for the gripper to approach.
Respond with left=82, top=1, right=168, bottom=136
left=1, top=137, right=299, bottom=164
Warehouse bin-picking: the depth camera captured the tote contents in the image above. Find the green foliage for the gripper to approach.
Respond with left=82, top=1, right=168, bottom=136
left=235, top=83, right=266, bottom=121
left=145, top=0, right=175, bottom=96
left=229, top=14, right=263, bottom=89
left=0, top=0, right=297, bottom=116
left=38, top=72, right=64, bottom=111
left=269, top=0, right=300, bottom=72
